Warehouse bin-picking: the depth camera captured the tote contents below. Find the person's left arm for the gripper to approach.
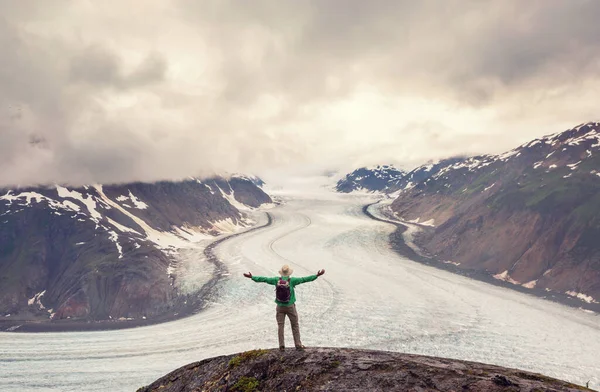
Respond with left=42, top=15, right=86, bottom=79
left=251, top=276, right=279, bottom=285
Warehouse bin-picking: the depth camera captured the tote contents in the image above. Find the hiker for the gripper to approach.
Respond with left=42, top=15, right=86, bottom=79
left=244, top=265, right=325, bottom=351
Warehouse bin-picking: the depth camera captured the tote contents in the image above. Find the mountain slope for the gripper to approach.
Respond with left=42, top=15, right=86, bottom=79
left=0, top=176, right=271, bottom=326
left=390, top=122, right=600, bottom=303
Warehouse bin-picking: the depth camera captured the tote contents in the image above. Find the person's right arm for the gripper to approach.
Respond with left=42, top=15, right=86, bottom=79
left=251, top=276, right=279, bottom=285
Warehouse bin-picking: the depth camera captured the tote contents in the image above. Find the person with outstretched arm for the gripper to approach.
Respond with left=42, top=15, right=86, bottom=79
left=244, top=264, right=325, bottom=351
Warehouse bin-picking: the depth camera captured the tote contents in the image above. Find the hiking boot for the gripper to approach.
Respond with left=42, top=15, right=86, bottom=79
left=295, top=344, right=306, bottom=351
left=279, top=346, right=285, bottom=351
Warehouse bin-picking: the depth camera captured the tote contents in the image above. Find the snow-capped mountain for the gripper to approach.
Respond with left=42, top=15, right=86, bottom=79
left=336, top=165, right=407, bottom=193
left=390, top=122, right=600, bottom=303
left=232, top=173, right=265, bottom=188
left=0, top=176, right=271, bottom=325
left=389, top=157, right=466, bottom=194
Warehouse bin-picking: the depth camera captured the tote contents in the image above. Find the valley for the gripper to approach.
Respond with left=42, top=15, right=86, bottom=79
left=1, top=191, right=598, bottom=391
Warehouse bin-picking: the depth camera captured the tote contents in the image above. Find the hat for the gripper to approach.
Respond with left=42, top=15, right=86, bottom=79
left=279, top=264, right=293, bottom=277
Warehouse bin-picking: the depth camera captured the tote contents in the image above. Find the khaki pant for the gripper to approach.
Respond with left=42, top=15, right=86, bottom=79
left=276, top=304, right=302, bottom=347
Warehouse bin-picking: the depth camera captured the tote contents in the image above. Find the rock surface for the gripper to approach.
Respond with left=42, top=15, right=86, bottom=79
left=137, top=348, right=593, bottom=392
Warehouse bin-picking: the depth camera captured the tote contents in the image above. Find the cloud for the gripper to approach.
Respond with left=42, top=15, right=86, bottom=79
left=1, top=0, right=599, bottom=187
left=69, top=46, right=167, bottom=89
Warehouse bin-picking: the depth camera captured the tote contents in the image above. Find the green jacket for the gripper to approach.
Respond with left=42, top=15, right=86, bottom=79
left=252, top=275, right=318, bottom=306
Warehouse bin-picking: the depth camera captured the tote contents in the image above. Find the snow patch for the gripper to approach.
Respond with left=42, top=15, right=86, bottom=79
left=443, top=260, right=461, bottom=266
left=172, top=226, right=212, bottom=242
left=167, top=262, right=176, bottom=277
left=498, top=149, right=520, bottom=161
left=522, top=280, right=537, bottom=289
left=579, top=308, right=595, bottom=314
left=115, top=191, right=148, bottom=209
left=407, top=217, right=435, bottom=227
left=128, top=191, right=148, bottom=209
left=422, top=163, right=435, bottom=172
left=483, top=183, right=496, bottom=192
left=56, top=185, right=102, bottom=224
left=0, top=191, right=81, bottom=214
left=27, top=290, right=46, bottom=309
left=217, top=184, right=254, bottom=212
left=420, top=219, right=435, bottom=227
left=211, top=217, right=248, bottom=233
left=400, top=223, right=425, bottom=256
left=493, top=270, right=520, bottom=285
left=107, top=231, right=123, bottom=258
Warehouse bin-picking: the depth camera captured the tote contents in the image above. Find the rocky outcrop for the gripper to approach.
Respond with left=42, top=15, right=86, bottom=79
left=0, top=176, right=271, bottom=328
left=390, top=122, right=600, bottom=305
left=137, top=348, right=592, bottom=392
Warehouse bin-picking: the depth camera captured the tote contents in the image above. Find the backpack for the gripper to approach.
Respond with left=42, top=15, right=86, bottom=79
left=275, top=278, right=291, bottom=303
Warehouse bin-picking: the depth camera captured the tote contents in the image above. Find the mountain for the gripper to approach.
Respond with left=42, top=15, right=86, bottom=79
left=137, top=348, right=589, bottom=392
left=335, top=165, right=407, bottom=193
left=389, top=122, right=600, bottom=304
left=0, top=176, right=271, bottom=327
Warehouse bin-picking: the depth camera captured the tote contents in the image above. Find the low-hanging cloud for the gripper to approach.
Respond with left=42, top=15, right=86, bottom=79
left=1, top=0, right=599, bottom=187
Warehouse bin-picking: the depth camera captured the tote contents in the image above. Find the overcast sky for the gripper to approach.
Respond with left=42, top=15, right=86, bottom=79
left=1, top=0, right=599, bottom=187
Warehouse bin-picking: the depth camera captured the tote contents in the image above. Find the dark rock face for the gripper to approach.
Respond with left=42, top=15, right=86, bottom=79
left=225, top=176, right=271, bottom=208
left=390, top=122, right=600, bottom=303
left=336, top=165, right=407, bottom=193
left=137, top=348, right=591, bottom=392
left=0, top=176, right=271, bottom=327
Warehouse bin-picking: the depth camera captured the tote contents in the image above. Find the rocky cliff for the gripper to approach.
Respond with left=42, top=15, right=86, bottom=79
left=0, top=175, right=271, bottom=329
left=137, top=348, right=593, bottom=392
left=390, top=122, right=600, bottom=306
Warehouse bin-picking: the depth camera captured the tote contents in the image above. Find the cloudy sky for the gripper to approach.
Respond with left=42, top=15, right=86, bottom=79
left=1, top=0, right=599, bottom=187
